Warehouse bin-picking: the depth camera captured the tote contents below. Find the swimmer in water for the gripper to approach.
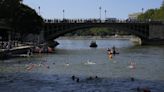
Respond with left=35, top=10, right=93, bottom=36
left=128, top=62, right=135, bottom=69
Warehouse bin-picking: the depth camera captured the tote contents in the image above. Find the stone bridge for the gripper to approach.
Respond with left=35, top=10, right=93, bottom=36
left=0, top=20, right=11, bottom=30
left=0, top=20, right=12, bottom=40
left=1, top=19, right=164, bottom=46
left=43, top=19, right=164, bottom=45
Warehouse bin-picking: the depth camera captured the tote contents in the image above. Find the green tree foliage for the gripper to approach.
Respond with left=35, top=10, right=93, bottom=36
left=65, top=28, right=112, bottom=36
left=0, top=0, right=20, bottom=18
left=138, top=1, right=164, bottom=21
left=65, top=28, right=130, bottom=36
left=0, top=0, right=43, bottom=35
left=13, top=4, right=43, bottom=35
left=161, top=0, right=164, bottom=8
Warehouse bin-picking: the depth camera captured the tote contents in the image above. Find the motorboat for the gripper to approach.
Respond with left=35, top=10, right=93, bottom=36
left=90, top=41, right=97, bottom=48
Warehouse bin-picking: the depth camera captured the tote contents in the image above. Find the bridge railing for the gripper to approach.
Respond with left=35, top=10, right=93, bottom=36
left=44, top=18, right=128, bottom=24
left=44, top=18, right=164, bottom=24
left=44, top=19, right=104, bottom=23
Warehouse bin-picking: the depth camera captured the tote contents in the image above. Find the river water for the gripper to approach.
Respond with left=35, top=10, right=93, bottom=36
left=0, top=38, right=164, bottom=92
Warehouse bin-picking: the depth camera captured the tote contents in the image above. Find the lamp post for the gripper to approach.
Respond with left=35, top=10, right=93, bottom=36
left=141, top=8, right=144, bottom=13
left=63, top=9, right=65, bottom=20
left=99, top=6, right=102, bottom=20
left=37, top=6, right=41, bottom=44
left=38, top=6, right=41, bottom=15
left=105, top=9, right=107, bottom=19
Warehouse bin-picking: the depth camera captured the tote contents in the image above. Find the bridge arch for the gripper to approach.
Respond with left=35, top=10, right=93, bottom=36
left=44, top=23, right=149, bottom=42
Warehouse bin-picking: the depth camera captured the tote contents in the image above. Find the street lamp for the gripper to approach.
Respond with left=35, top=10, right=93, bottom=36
left=62, top=9, right=65, bottom=20
left=105, top=10, right=107, bottom=19
left=37, top=6, right=41, bottom=44
left=38, top=6, right=41, bottom=15
left=99, top=6, right=102, bottom=20
left=141, top=8, right=144, bottom=13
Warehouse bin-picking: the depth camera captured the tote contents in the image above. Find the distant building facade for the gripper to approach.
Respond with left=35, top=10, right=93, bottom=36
left=128, top=12, right=142, bottom=20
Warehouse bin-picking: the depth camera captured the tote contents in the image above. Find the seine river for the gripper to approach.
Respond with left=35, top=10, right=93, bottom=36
left=0, top=38, right=164, bottom=92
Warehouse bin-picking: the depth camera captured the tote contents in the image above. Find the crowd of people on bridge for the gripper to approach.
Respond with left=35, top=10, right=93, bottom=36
left=44, top=18, right=164, bottom=24
left=44, top=18, right=103, bottom=23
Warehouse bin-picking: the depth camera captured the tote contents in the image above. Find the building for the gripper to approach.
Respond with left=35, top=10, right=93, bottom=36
left=128, top=12, right=142, bottom=20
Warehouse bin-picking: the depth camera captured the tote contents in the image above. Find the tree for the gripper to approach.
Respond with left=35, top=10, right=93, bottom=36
left=13, top=4, right=43, bottom=35
left=0, top=0, right=22, bottom=19
left=0, top=0, right=43, bottom=35
left=161, top=0, right=164, bottom=8
left=138, top=1, right=164, bottom=21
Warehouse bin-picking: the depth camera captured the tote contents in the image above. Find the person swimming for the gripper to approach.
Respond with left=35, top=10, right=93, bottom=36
left=109, top=54, right=113, bottom=59
left=108, top=46, right=119, bottom=55
left=128, top=62, right=135, bottom=69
